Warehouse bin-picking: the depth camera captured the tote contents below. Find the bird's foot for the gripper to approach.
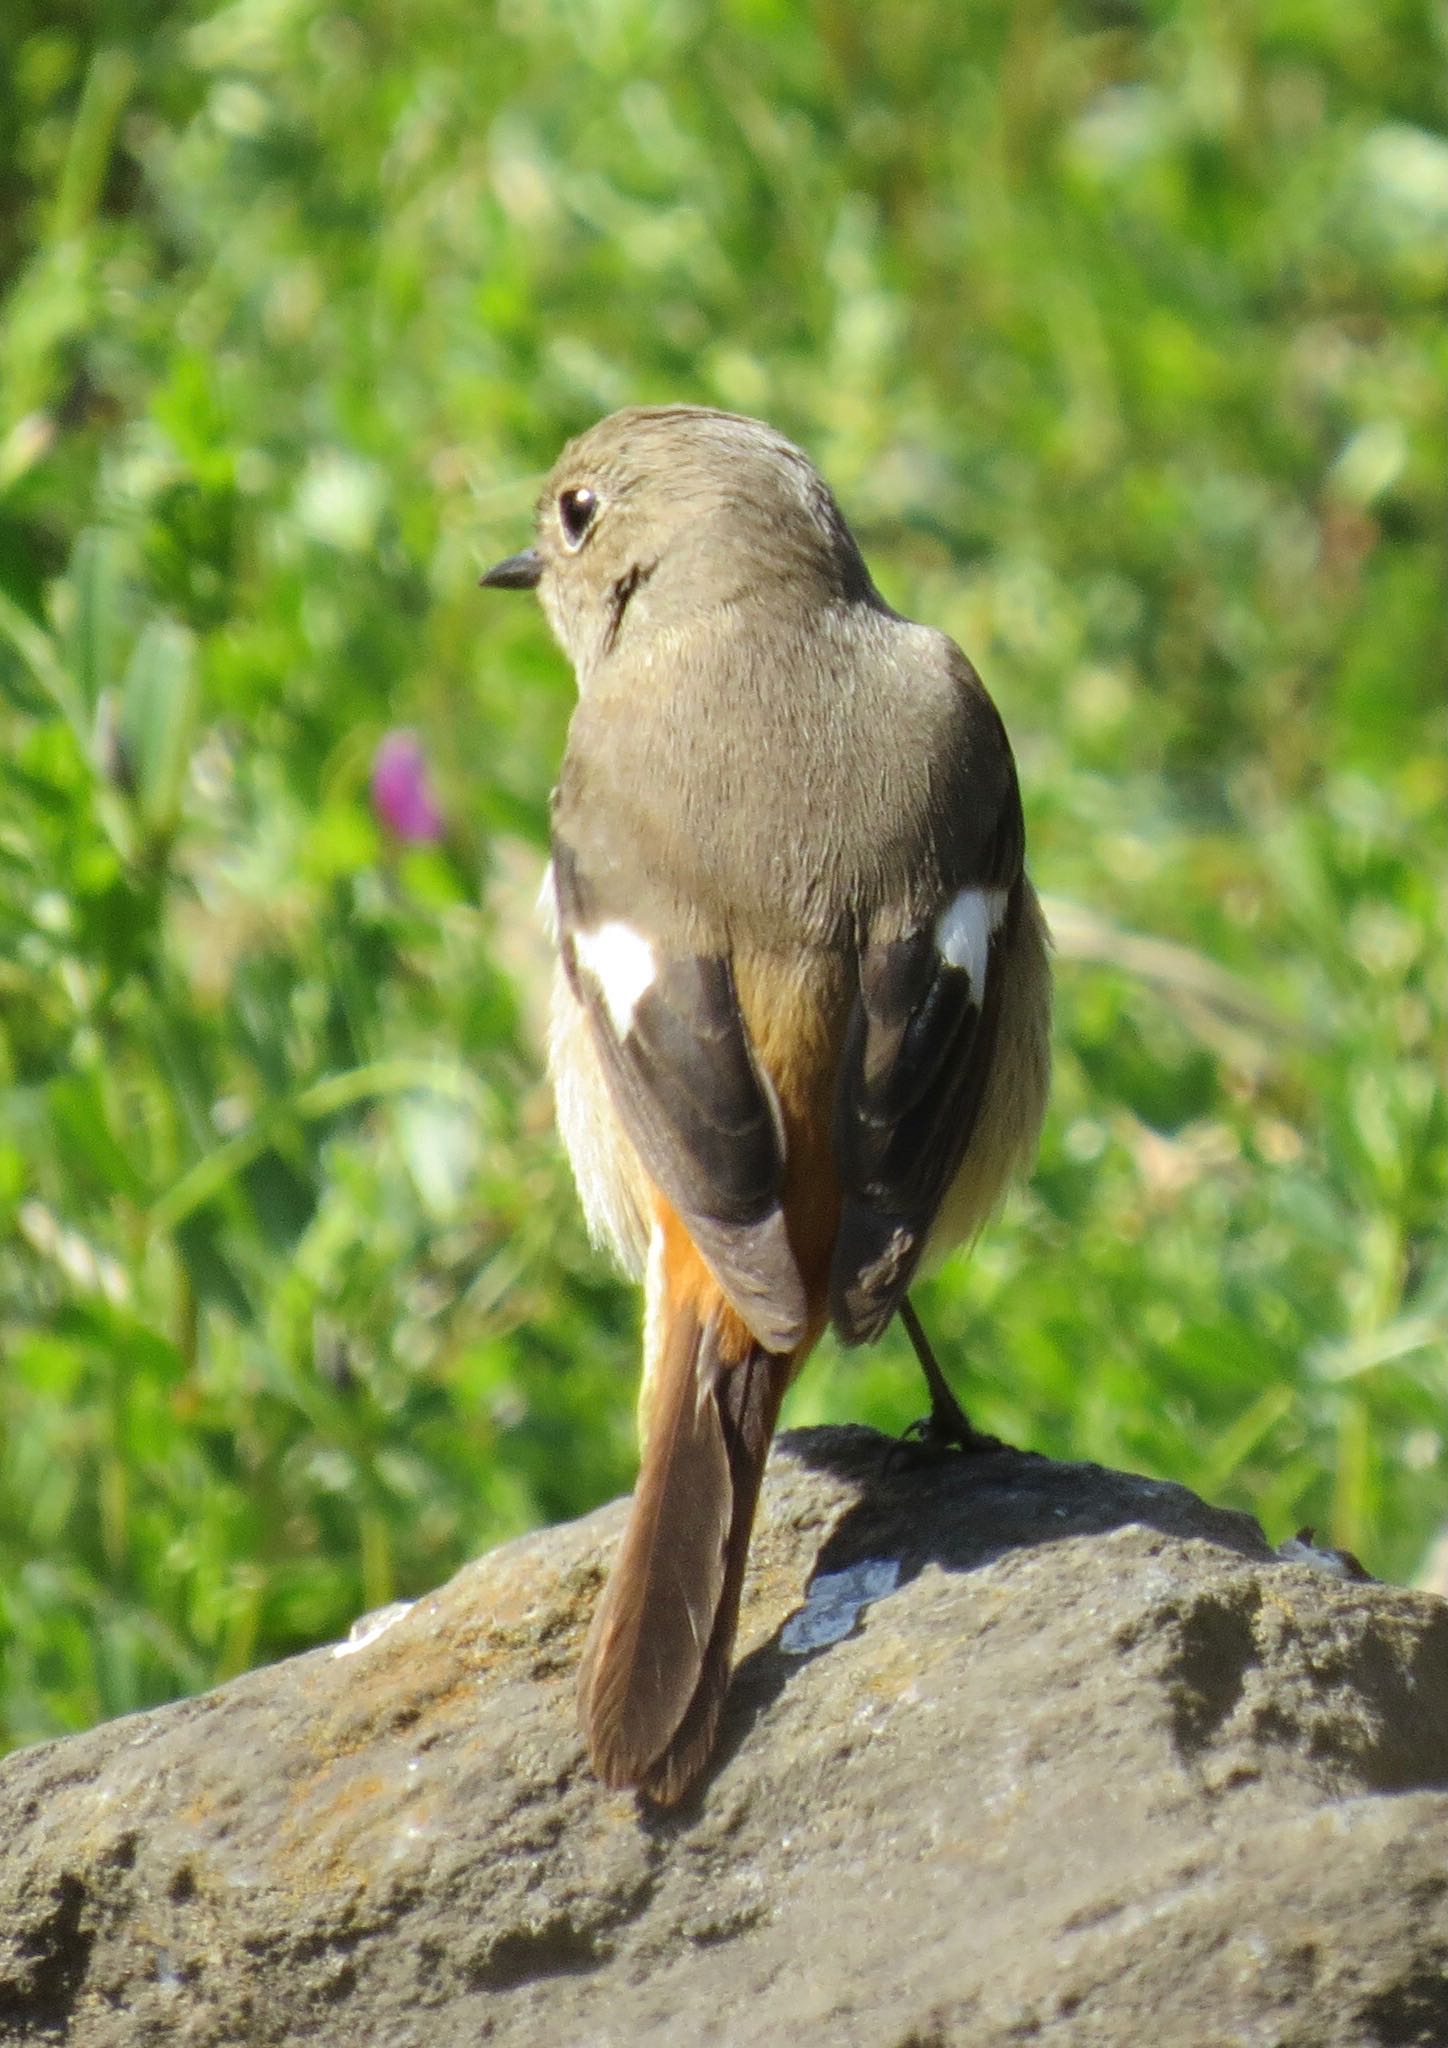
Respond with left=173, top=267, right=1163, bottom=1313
left=885, top=1295, right=1008, bottom=1472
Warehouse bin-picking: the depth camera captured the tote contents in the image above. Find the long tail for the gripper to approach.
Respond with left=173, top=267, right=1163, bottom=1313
left=578, top=1289, right=791, bottom=1805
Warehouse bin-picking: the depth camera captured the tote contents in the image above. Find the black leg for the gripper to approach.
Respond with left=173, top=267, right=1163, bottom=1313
left=894, top=1296, right=1005, bottom=1459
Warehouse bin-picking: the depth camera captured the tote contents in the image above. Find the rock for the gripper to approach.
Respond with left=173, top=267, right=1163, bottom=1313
left=2, top=1426, right=1448, bottom=2047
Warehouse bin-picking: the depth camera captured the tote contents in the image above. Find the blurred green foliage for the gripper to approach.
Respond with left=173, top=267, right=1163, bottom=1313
left=1, top=0, right=1444, bottom=1753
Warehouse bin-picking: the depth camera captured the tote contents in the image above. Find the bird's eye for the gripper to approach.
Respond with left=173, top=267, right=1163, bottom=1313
left=558, top=486, right=597, bottom=550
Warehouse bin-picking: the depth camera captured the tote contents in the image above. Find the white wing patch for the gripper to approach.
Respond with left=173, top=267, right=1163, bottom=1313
left=934, top=886, right=1008, bottom=1000
left=537, top=860, right=559, bottom=940
left=573, top=920, right=658, bottom=1038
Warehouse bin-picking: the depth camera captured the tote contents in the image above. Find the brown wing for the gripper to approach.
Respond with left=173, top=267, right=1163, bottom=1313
left=552, top=841, right=807, bottom=1353
left=829, top=812, right=1024, bottom=1346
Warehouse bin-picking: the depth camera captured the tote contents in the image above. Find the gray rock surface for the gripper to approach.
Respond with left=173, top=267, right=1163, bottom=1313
left=3, top=1426, right=1448, bottom=2047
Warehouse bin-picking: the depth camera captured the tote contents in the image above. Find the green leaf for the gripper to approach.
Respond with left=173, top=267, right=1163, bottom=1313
left=66, top=528, right=127, bottom=718
left=116, top=616, right=197, bottom=841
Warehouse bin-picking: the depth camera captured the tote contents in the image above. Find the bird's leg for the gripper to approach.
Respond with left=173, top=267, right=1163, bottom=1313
left=894, top=1296, right=1005, bottom=1459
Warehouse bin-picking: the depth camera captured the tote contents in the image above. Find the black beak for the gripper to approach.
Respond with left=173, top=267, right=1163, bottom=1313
left=479, top=548, right=543, bottom=590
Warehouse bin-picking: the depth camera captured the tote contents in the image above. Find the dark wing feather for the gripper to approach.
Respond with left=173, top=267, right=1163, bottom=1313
left=830, top=810, right=1024, bottom=1347
left=554, top=844, right=807, bottom=1353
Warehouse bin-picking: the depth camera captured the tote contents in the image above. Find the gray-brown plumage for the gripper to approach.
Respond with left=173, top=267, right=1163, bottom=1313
left=481, top=406, right=1052, bottom=1804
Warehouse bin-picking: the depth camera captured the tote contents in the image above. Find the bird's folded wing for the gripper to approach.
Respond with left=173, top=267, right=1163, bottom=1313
left=552, top=843, right=807, bottom=1353
left=830, top=813, right=1024, bottom=1346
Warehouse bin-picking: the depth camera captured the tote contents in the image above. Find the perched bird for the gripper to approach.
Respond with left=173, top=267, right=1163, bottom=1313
left=481, top=407, right=1051, bottom=1803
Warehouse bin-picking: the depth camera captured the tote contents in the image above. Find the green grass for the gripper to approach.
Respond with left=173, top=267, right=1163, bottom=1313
left=1, top=0, right=1444, bottom=1751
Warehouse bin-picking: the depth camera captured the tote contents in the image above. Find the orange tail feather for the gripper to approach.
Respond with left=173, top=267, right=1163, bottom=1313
left=579, top=1293, right=791, bottom=1804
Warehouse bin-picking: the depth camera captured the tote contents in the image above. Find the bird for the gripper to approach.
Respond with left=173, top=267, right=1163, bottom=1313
left=481, top=406, right=1051, bottom=1804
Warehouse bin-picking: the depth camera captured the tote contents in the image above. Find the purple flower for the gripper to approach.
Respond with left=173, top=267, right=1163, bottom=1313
left=371, top=729, right=443, bottom=843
